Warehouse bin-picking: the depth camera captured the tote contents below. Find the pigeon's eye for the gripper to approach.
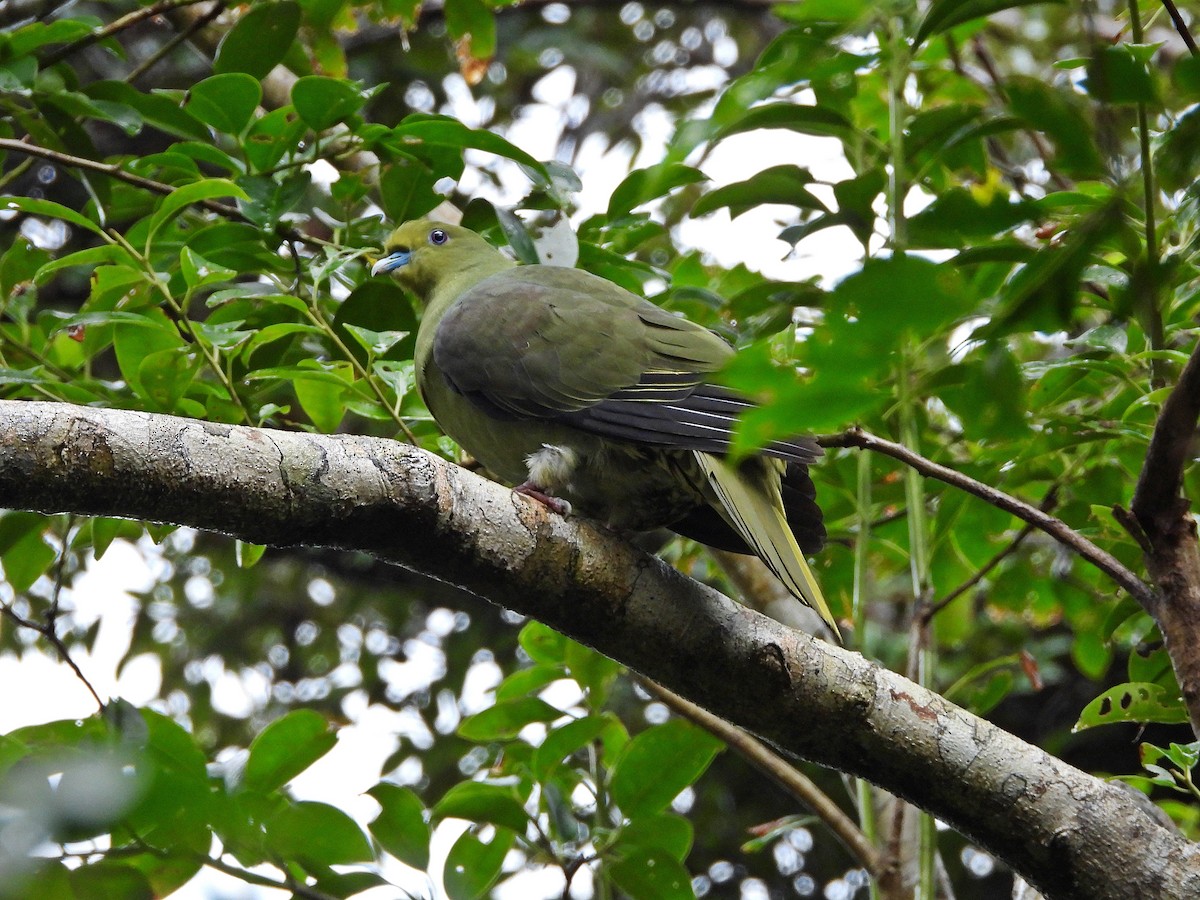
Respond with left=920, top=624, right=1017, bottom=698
left=429, top=229, right=448, bottom=245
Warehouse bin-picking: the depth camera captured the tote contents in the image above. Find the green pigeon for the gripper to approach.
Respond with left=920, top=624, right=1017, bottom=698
left=372, top=219, right=837, bottom=636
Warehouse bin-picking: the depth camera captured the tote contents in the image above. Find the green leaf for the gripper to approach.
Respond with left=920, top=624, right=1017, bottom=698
left=457, top=697, right=563, bottom=741
left=433, top=781, right=530, bottom=833
left=692, top=165, right=825, bottom=219
left=611, top=720, right=723, bottom=818
left=614, top=812, right=694, bottom=862
left=379, top=157, right=443, bottom=221
left=391, top=115, right=549, bottom=186
left=0, top=514, right=55, bottom=593
left=138, top=347, right=199, bottom=411
left=915, top=0, right=1066, bottom=46
left=444, top=0, right=497, bottom=60
left=606, top=846, right=695, bottom=900
left=293, top=361, right=352, bottom=433
left=243, top=709, right=336, bottom=793
left=1083, top=45, right=1158, bottom=106
left=443, top=826, right=515, bottom=900
left=214, top=1, right=301, bottom=79
left=1, top=196, right=105, bottom=236
left=533, top=715, right=609, bottom=781
left=147, top=179, right=248, bottom=242
left=1073, top=682, right=1190, bottom=731
left=494, top=664, right=566, bottom=702
left=179, top=247, right=237, bottom=291
left=343, top=324, right=410, bottom=358
left=713, top=103, right=854, bottom=142
left=235, top=171, right=311, bottom=229
left=68, top=862, right=155, bottom=900
left=185, top=73, right=262, bottom=135
left=608, top=163, right=707, bottom=219
left=1006, top=76, right=1104, bottom=178
left=235, top=540, right=266, bottom=568
left=518, top=620, right=568, bottom=664
left=368, top=784, right=430, bottom=870
left=267, top=800, right=373, bottom=866
left=292, top=76, right=365, bottom=131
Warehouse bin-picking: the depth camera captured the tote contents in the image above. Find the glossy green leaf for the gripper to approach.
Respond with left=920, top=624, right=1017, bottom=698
left=243, top=709, right=336, bottom=793
left=443, top=826, right=514, bottom=900
left=214, top=1, right=301, bottom=79
left=368, top=784, right=430, bottom=870
left=611, top=720, right=723, bottom=818
left=1073, top=682, right=1190, bottom=731
left=292, top=75, right=365, bottom=131
left=185, top=73, right=262, bottom=135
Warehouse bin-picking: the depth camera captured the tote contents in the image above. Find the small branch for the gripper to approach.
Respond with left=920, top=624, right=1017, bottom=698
left=40, top=0, right=217, bottom=67
left=923, top=488, right=1057, bottom=623
left=1160, top=0, right=1199, bottom=55
left=923, top=521, right=1037, bottom=623
left=126, top=0, right=227, bottom=83
left=0, top=138, right=244, bottom=220
left=1130, top=338, right=1200, bottom=531
left=640, top=679, right=882, bottom=877
left=820, top=427, right=1155, bottom=610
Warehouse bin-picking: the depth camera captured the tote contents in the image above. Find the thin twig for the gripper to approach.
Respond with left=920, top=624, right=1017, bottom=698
left=1, top=525, right=105, bottom=711
left=922, top=487, right=1059, bottom=622
left=126, top=0, right=227, bottom=83
left=819, top=427, right=1155, bottom=609
left=639, top=678, right=882, bottom=876
left=40, top=0, right=217, bottom=67
left=1160, top=0, right=1198, bottom=54
left=0, top=138, right=244, bottom=220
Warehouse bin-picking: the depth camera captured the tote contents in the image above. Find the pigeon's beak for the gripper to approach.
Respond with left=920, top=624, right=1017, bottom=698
left=371, top=249, right=411, bottom=276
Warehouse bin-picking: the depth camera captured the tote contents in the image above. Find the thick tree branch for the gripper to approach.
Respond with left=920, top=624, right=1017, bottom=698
left=0, top=400, right=1197, bottom=900
left=820, top=428, right=1155, bottom=609
left=1130, top=338, right=1200, bottom=737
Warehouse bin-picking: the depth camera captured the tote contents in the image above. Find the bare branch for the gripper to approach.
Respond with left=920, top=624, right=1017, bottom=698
left=640, top=679, right=882, bottom=877
left=819, top=427, right=1155, bottom=609
left=40, top=0, right=217, bottom=67
left=1160, top=0, right=1199, bottom=55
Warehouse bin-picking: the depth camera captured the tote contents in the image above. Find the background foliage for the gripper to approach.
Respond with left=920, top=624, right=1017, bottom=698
left=0, top=0, right=1198, bottom=897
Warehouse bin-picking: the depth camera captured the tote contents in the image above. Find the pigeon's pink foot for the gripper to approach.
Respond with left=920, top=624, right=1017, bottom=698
left=513, top=482, right=573, bottom=516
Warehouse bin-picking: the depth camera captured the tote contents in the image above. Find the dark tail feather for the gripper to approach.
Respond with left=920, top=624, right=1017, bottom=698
left=671, top=462, right=825, bottom=555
